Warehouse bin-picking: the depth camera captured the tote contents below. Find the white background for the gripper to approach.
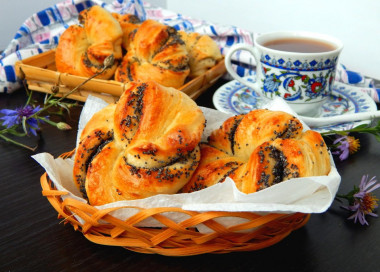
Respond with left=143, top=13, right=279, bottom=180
left=1, top=0, right=379, bottom=80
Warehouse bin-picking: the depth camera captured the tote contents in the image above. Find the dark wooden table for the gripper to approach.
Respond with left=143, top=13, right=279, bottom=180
left=1, top=80, right=379, bottom=272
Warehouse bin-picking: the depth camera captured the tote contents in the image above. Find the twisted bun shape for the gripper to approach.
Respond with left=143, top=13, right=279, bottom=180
left=179, top=31, right=223, bottom=78
left=73, top=81, right=205, bottom=205
left=111, top=13, right=141, bottom=50
left=114, top=20, right=190, bottom=88
left=181, top=109, right=331, bottom=194
left=55, top=6, right=122, bottom=79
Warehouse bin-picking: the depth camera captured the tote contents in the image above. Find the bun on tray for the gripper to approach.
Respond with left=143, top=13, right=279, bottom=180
left=73, top=81, right=205, bottom=205
left=55, top=5, right=122, bottom=79
left=114, top=19, right=190, bottom=88
left=181, top=109, right=331, bottom=194
left=179, top=31, right=223, bottom=78
left=54, top=6, right=223, bottom=88
left=111, top=13, right=141, bottom=50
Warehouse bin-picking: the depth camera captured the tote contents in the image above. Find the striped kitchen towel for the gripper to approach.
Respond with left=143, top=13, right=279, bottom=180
left=0, top=0, right=378, bottom=103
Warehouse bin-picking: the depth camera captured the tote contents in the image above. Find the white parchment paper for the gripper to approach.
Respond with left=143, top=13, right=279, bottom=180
left=32, top=96, right=341, bottom=232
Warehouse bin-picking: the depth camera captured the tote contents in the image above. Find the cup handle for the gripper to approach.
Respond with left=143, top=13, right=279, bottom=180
left=224, top=43, right=260, bottom=91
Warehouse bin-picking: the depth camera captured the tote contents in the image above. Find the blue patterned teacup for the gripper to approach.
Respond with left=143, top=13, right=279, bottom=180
left=225, top=31, right=343, bottom=117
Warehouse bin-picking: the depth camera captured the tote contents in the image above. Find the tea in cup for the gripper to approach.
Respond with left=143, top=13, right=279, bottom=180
left=225, top=31, right=343, bottom=117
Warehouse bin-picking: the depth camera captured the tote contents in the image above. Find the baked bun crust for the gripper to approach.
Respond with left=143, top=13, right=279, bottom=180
left=114, top=20, right=190, bottom=88
left=111, top=13, right=141, bottom=50
left=73, top=81, right=205, bottom=205
left=55, top=6, right=122, bottom=79
left=179, top=31, right=222, bottom=78
left=181, top=110, right=331, bottom=194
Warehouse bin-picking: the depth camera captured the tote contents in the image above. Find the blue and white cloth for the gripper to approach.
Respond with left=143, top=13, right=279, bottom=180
left=0, top=0, right=379, bottom=103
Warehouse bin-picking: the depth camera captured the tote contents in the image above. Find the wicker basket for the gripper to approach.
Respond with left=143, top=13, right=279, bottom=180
left=14, top=49, right=226, bottom=103
left=41, top=150, right=310, bottom=256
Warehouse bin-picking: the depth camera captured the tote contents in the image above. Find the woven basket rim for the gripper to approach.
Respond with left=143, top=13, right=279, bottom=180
left=40, top=150, right=311, bottom=256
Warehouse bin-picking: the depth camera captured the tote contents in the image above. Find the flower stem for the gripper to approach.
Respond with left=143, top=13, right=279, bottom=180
left=0, top=127, right=27, bottom=137
left=38, top=117, right=59, bottom=127
left=0, top=134, right=36, bottom=151
left=0, top=55, right=114, bottom=152
left=24, top=88, right=34, bottom=107
left=335, top=186, right=359, bottom=206
left=29, top=61, right=111, bottom=119
left=321, top=121, right=380, bottom=142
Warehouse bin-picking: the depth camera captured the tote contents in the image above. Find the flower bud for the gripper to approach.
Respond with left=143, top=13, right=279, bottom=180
left=57, top=122, right=72, bottom=130
left=103, top=54, right=115, bottom=68
left=51, top=85, right=59, bottom=94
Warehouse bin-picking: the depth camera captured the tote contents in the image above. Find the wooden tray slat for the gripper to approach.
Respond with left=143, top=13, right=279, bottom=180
left=15, top=49, right=226, bottom=102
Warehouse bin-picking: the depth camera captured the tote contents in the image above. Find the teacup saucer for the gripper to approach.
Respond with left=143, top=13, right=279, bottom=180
left=213, top=74, right=377, bottom=133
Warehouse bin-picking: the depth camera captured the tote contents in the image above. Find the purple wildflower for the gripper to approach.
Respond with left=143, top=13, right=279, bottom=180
left=341, top=175, right=380, bottom=225
left=332, top=136, right=350, bottom=160
left=0, top=105, right=42, bottom=136
left=332, top=135, right=360, bottom=161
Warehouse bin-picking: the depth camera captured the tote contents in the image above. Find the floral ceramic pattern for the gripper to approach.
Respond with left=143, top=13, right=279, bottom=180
left=258, top=54, right=339, bottom=104
left=260, top=54, right=339, bottom=71
left=213, top=75, right=377, bottom=133
left=261, top=67, right=335, bottom=102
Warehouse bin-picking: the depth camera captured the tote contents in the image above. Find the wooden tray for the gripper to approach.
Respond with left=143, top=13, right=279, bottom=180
left=14, top=49, right=226, bottom=103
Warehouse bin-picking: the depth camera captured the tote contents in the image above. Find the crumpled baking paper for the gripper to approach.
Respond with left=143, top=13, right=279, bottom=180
left=32, top=96, right=341, bottom=232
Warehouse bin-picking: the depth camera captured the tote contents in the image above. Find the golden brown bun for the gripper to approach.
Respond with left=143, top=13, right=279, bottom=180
left=180, top=144, right=245, bottom=193
left=179, top=31, right=222, bottom=78
left=111, top=13, right=141, bottom=50
left=55, top=6, right=122, bottom=79
left=182, top=110, right=331, bottom=194
left=207, top=109, right=304, bottom=161
left=114, top=20, right=190, bottom=88
left=73, top=81, right=205, bottom=205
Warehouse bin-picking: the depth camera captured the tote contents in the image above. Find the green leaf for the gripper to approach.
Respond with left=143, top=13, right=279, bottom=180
left=57, top=102, right=70, bottom=114
left=22, top=117, right=28, bottom=136
left=353, top=124, right=369, bottom=129
left=44, top=94, right=49, bottom=105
